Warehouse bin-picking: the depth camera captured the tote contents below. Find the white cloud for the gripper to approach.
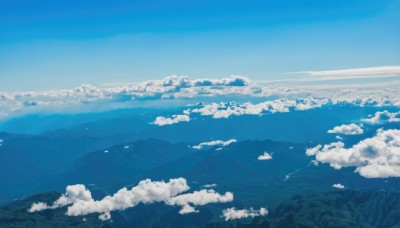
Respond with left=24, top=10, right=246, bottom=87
left=294, top=66, right=400, bottom=80
left=258, top=151, right=272, bottom=160
left=335, top=135, right=343, bottom=140
left=153, top=114, right=190, bottom=126
left=167, top=189, right=233, bottom=214
left=28, top=178, right=233, bottom=220
left=192, top=139, right=237, bottom=150
left=28, top=202, right=51, bottom=213
left=222, top=207, right=268, bottom=221
left=327, top=123, right=363, bottom=135
left=332, top=183, right=345, bottom=189
left=203, top=184, right=217, bottom=188
left=306, top=129, right=400, bottom=178
left=362, top=110, right=400, bottom=124
left=2, top=74, right=400, bottom=121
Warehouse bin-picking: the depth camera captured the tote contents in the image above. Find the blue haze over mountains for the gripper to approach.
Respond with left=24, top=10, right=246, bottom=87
left=1, top=101, right=400, bottom=227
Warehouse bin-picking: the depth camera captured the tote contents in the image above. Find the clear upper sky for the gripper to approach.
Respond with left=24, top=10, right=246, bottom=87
left=0, top=0, right=399, bottom=91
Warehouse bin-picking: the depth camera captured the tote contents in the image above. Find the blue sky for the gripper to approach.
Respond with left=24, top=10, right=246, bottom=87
left=0, top=0, right=399, bottom=91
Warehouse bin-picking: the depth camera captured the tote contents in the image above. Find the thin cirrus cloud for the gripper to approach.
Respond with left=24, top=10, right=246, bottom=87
left=306, top=129, right=400, bottom=178
left=222, top=207, right=268, bottom=221
left=292, top=66, right=400, bottom=81
left=28, top=178, right=233, bottom=220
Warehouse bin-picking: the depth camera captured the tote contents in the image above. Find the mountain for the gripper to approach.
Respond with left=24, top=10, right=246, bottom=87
left=212, top=190, right=400, bottom=228
left=3, top=189, right=400, bottom=228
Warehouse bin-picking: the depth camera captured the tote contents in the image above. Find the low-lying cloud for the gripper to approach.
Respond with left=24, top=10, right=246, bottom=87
left=327, top=123, right=363, bottom=135
left=192, top=139, right=237, bottom=150
left=306, top=129, right=400, bottom=178
left=258, top=151, right=273, bottom=160
left=153, top=114, right=190, bottom=126
left=222, top=207, right=268, bottom=221
left=29, top=178, right=233, bottom=220
left=332, top=183, right=345, bottom=189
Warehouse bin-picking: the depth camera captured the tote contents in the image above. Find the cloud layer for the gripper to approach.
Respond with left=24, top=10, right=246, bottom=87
left=2, top=73, right=400, bottom=121
left=306, top=129, right=400, bottom=178
left=29, top=178, right=233, bottom=220
left=222, top=207, right=268, bottom=221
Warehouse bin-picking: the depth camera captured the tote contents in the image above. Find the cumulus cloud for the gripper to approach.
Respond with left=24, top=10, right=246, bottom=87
left=332, top=183, right=345, bottom=189
left=192, top=139, right=237, bottom=150
left=362, top=110, right=400, bottom=124
left=327, top=123, right=363, bottom=135
left=28, top=178, right=233, bottom=220
left=222, top=207, right=268, bottom=221
left=153, top=114, right=190, bottom=126
left=258, top=151, right=272, bottom=160
left=306, top=129, right=400, bottom=178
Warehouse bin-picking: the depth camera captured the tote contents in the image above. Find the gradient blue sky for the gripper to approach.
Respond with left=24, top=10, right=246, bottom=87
left=0, top=0, right=399, bottom=91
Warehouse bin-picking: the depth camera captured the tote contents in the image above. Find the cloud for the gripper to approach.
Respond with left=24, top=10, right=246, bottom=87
left=222, top=207, right=268, bottom=221
left=2, top=74, right=400, bottom=122
left=153, top=114, right=190, bottom=126
left=203, top=184, right=217, bottom=188
left=192, top=139, right=237, bottom=150
left=258, top=151, right=272, bottom=160
left=327, top=123, right=363, bottom=135
left=294, top=66, right=400, bottom=80
left=332, top=183, right=345, bottom=189
left=335, top=135, right=343, bottom=140
left=28, top=178, right=233, bottom=220
left=362, top=110, right=400, bottom=124
left=28, top=202, right=51, bottom=213
left=167, top=189, right=233, bottom=214
left=306, top=129, right=400, bottom=178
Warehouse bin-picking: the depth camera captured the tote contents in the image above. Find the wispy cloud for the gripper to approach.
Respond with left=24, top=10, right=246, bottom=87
left=292, top=66, right=400, bottom=80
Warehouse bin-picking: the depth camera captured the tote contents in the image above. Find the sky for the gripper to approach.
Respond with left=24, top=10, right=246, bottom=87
left=0, top=0, right=399, bottom=91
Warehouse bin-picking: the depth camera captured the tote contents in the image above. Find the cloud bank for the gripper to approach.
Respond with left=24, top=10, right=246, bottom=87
left=222, top=207, right=268, bottom=221
left=306, top=129, right=400, bottom=178
left=29, top=178, right=233, bottom=220
left=327, top=123, right=363, bottom=135
left=2, top=73, right=400, bottom=121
